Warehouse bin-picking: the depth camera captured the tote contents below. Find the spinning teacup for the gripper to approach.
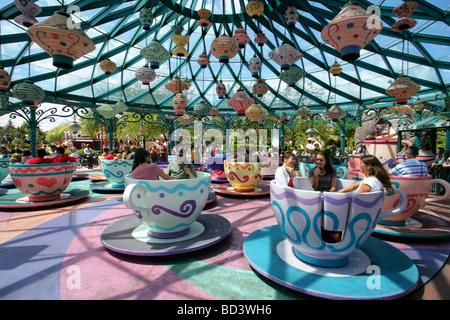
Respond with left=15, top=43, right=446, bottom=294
left=101, top=159, right=134, bottom=188
left=224, top=159, right=265, bottom=192
left=9, top=162, right=76, bottom=201
left=123, top=171, right=211, bottom=239
left=380, top=175, right=450, bottom=225
left=271, top=178, right=407, bottom=267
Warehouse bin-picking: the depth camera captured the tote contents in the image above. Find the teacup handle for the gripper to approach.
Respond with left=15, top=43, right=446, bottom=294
left=426, top=179, right=450, bottom=203
left=123, top=183, right=149, bottom=212
left=380, top=188, right=407, bottom=220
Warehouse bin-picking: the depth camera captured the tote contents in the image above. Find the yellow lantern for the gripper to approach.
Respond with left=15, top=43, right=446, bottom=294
left=246, top=0, right=264, bottom=18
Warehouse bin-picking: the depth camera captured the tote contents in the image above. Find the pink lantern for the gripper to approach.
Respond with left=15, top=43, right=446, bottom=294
left=99, top=59, right=117, bottom=74
left=321, top=1, right=383, bottom=62
left=14, top=0, right=42, bottom=17
left=326, top=104, right=345, bottom=122
left=197, top=9, right=212, bottom=28
left=252, top=79, right=268, bottom=97
left=255, top=32, right=268, bottom=47
left=197, top=52, right=210, bottom=68
left=233, top=28, right=250, bottom=49
left=210, top=106, right=220, bottom=116
left=216, top=81, right=226, bottom=99
left=210, top=35, right=239, bottom=63
left=285, top=6, right=299, bottom=28
left=268, top=42, right=302, bottom=70
left=172, top=92, right=187, bottom=116
left=135, top=64, right=156, bottom=85
left=386, top=74, right=421, bottom=104
left=392, top=2, right=418, bottom=32
left=27, top=10, right=95, bottom=69
left=227, top=88, right=254, bottom=115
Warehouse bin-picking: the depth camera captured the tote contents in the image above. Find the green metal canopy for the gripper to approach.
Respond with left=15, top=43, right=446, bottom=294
left=398, top=115, right=450, bottom=132
left=0, top=0, right=449, bottom=117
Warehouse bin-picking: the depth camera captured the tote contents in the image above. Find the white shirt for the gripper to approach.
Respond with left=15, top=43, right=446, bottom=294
left=356, top=176, right=383, bottom=192
left=274, top=166, right=291, bottom=187
left=84, top=147, right=93, bottom=154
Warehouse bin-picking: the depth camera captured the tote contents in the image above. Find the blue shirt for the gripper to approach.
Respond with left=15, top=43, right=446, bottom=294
left=389, top=158, right=428, bottom=177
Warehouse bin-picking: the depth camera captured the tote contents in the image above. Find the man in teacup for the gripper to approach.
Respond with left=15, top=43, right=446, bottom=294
left=165, top=148, right=197, bottom=179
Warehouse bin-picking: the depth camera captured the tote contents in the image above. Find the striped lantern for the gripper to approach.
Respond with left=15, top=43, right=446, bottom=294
left=140, top=39, right=170, bottom=69
left=135, top=64, right=156, bottom=85
left=27, top=10, right=95, bottom=69
left=210, top=35, right=239, bottom=63
left=194, top=100, right=211, bottom=117
left=12, top=80, right=45, bottom=106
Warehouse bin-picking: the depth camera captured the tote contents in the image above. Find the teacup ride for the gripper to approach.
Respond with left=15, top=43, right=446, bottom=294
left=260, top=156, right=280, bottom=179
left=244, top=177, right=420, bottom=300
left=207, top=154, right=228, bottom=182
left=299, top=162, right=349, bottom=179
left=100, top=172, right=231, bottom=256
left=212, top=159, right=269, bottom=196
left=0, top=158, right=15, bottom=188
left=90, top=159, right=133, bottom=192
left=349, top=169, right=450, bottom=238
left=0, top=162, right=89, bottom=209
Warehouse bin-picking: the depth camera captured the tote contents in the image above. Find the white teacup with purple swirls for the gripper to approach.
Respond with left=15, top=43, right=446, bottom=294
left=123, top=172, right=211, bottom=239
left=270, top=178, right=407, bottom=267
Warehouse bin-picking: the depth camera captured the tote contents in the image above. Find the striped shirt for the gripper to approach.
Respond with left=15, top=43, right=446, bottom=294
left=389, top=158, right=428, bottom=177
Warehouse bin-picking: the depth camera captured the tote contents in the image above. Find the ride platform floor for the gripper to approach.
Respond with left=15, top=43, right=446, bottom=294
left=0, top=167, right=449, bottom=301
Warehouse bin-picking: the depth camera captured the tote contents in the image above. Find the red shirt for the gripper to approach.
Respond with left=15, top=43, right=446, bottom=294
left=52, top=154, right=76, bottom=163
left=27, top=157, right=54, bottom=164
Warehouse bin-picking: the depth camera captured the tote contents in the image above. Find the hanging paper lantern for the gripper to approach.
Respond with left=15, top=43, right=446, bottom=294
left=227, top=88, right=254, bottom=115
left=249, top=55, right=261, bottom=78
left=165, top=77, right=190, bottom=94
left=140, top=39, right=170, bottom=69
left=326, top=104, right=345, bottom=122
left=268, top=42, right=302, bottom=71
left=27, top=10, right=95, bottom=69
left=194, top=100, right=210, bottom=117
left=178, top=113, right=195, bottom=125
left=252, top=78, right=268, bottom=97
left=97, top=104, right=117, bottom=119
left=255, top=31, right=268, bottom=47
left=321, top=1, right=383, bottom=62
left=329, top=61, right=343, bottom=76
left=0, top=67, right=11, bottom=91
left=297, top=105, right=310, bottom=118
left=210, top=35, right=239, bottom=63
left=392, top=2, right=418, bottom=32
left=245, top=103, right=267, bottom=122
left=14, top=14, right=38, bottom=27
left=306, top=127, right=319, bottom=136
left=197, top=52, right=210, bottom=68
left=12, top=79, right=45, bottom=106
left=172, top=92, right=187, bottom=116
left=14, top=0, right=42, bottom=17
left=114, top=100, right=128, bottom=114
left=139, top=5, right=154, bottom=30
left=285, top=6, right=299, bottom=28
left=233, top=28, right=250, bottom=49
left=210, top=106, right=220, bottom=116
left=99, top=59, right=117, bottom=74
left=216, top=81, right=226, bottom=99
left=135, top=64, right=156, bottom=85
left=246, top=0, right=265, bottom=18
left=172, top=34, right=189, bottom=57
left=68, top=121, right=81, bottom=134
left=197, top=9, right=212, bottom=28
left=183, top=78, right=191, bottom=89
left=279, top=65, right=306, bottom=87
left=386, top=74, right=421, bottom=104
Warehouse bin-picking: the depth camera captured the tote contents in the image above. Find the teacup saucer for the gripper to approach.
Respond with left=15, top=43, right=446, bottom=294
left=212, top=183, right=270, bottom=196
left=243, top=225, right=419, bottom=300
left=100, top=213, right=231, bottom=256
left=90, top=181, right=126, bottom=192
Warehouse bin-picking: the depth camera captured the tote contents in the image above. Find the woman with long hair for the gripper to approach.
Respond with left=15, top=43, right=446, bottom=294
left=131, top=147, right=172, bottom=180
left=338, top=154, right=393, bottom=193
left=308, top=150, right=337, bottom=192
left=274, top=151, right=297, bottom=187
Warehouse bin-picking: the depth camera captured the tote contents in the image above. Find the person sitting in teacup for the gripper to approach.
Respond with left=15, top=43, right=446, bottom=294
left=389, top=145, right=428, bottom=177
left=165, top=148, right=197, bottom=179
left=51, top=146, right=77, bottom=163
left=131, top=148, right=172, bottom=181
left=338, top=155, right=394, bottom=194
left=27, top=148, right=55, bottom=164
left=308, top=150, right=337, bottom=192
left=274, top=151, right=298, bottom=187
